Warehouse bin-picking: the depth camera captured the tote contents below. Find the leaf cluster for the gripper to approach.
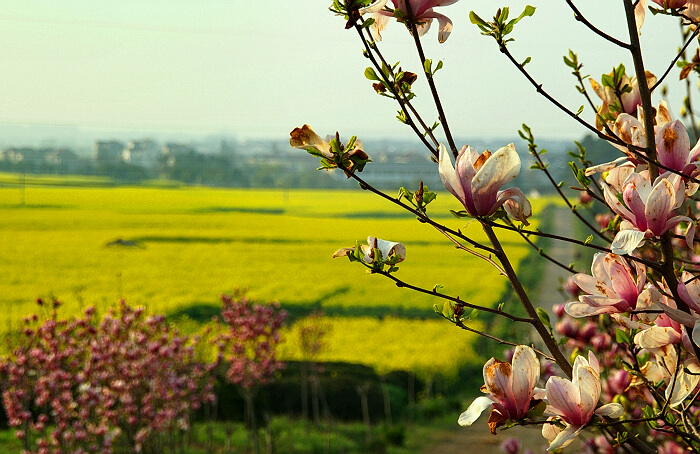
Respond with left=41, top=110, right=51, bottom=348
left=469, top=6, right=536, bottom=46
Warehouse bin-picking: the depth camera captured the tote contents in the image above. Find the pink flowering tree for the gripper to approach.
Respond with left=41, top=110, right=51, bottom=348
left=1, top=299, right=215, bottom=454
left=293, top=0, right=700, bottom=451
left=215, top=290, right=287, bottom=454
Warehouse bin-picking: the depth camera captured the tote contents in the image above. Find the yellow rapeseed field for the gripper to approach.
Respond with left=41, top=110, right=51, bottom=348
left=0, top=173, right=547, bottom=376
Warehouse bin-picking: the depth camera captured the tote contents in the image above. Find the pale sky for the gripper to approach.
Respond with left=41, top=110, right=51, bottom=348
left=0, top=1, right=691, bottom=142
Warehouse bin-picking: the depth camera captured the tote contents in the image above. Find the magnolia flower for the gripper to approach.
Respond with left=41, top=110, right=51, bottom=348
left=439, top=143, right=531, bottom=224
left=542, top=352, right=624, bottom=451
left=651, top=0, right=688, bottom=7
left=290, top=125, right=334, bottom=159
left=657, top=119, right=700, bottom=178
left=590, top=71, right=656, bottom=130
left=584, top=101, right=671, bottom=176
left=604, top=171, right=695, bottom=255
left=565, top=253, right=650, bottom=317
left=333, top=236, right=406, bottom=264
left=370, top=0, right=458, bottom=43
left=459, top=345, right=543, bottom=434
left=290, top=125, right=369, bottom=175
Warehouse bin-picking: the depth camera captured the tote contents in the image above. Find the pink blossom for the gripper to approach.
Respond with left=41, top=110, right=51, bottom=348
left=656, top=119, right=700, bottom=180
left=651, top=0, right=688, bottom=7
left=566, top=253, right=647, bottom=317
left=542, top=352, right=623, bottom=451
left=500, top=437, right=521, bottom=454
left=604, top=171, right=695, bottom=255
left=590, top=71, right=656, bottom=129
left=439, top=143, right=531, bottom=224
left=459, top=345, right=542, bottom=433
left=370, top=0, right=459, bottom=43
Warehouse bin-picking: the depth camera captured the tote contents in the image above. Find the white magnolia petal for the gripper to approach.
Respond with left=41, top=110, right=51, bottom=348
left=611, top=229, right=646, bottom=255
left=658, top=303, right=697, bottom=328
left=603, top=181, right=633, bottom=219
left=533, top=387, right=546, bottom=400
left=359, top=0, right=388, bottom=14
left=664, top=215, right=696, bottom=249
left=438, top=144, right=466, bottom=206
left=595, top=403, right=624, bottom=418
left=471, top=144, right=520, bottom=212
left=611, top=313, right=650, bottom=330
left=645, top=177, right=675, bottom=234
left=666, top=361, right=700, bottom=407
left=547, top=424, right=582, bottom=451
left=584, top=156, right=628, bottom=176
left=421, top=11, right=452, bottom=43
left=458, top=396, right=493, bottom=426
left=332, top=247, right=354, bottom=258
left=368, top=12, right=390, bottom=41
left=635, top=0, right=647, bottom=35
left=575, top=364, right=600, bottom=421
left=511, top=345, right=539, bottom=413
left=369, top=236, right=406, bottom=262
left=587, top=351, right=600, bottom=376
left=541, top=418, right=560, bottom=443
left=289, top=125, right=332, bottom=158
left=499, top=187, right=531, bottom=225
left=565, top=301, right=620, bottom=318
left=634, top=326, right=680, bottom=350
left=692, top=320, right=700, bottom=347
left=546, top=377, right=580, bottom=423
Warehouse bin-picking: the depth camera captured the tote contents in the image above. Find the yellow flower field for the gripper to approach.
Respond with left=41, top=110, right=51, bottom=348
left=0, top=174, right=549, bottom=375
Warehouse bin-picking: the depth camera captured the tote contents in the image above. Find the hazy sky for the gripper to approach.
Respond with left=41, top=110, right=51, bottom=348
left=0, top=1, right=692, bottom=142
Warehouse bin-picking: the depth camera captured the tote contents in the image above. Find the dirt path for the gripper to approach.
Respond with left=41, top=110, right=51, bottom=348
left=426, top=207, right=576, bottom=454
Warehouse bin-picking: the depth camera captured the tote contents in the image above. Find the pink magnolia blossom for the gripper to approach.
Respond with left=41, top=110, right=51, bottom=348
left=566, top=253, right=649, bottom=317
left=584, top=101, right=671, bottom=175
left=590, top=71, right=656, bottom=129
left=459, top=345, right=542, bottom=433
left=656, top=119, right=700, bottom=180
left=369, top=0, right=459, bottom=43
left=604, top=171, right=695, bottom=255
left=651, top=0, right=688, bottom=7
left=439, top=143, right=531, bottom=224
left=542, top=352, right=623, bottom=451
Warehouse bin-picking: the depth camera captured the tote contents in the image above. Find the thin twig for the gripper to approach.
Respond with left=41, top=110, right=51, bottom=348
left=566, top=0, right=631, bottom=48
left=403, top=0, right=459, bottom=158
left=373, top=269, right=531, bottom=323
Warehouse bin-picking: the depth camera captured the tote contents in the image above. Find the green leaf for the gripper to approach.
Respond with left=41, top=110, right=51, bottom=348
left=442, top=301, right=454, bottom=319
left=536, top=307, right=553, bottom=333
left=449, top=209, right=472, bottom=218
left=522, top=56, right=531, bottom=66
left=508, top=5, right=535, bottom=26
left=422, top=190, right=437, bottom=205
left=576, top=105, right=584, bottom=115
left=423, top=59, right=432, bottom=74
left=364, top=67, right=380, bottom=81
left=584, top=235, right=593, bottom=244
left=468, top=11, right=491, bottom=33
left=432, top=284, right=443, bottom=293
left=615, top=328, right=630, bottom=344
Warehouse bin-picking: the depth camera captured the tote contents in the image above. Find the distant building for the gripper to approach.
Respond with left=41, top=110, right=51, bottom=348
left=45, top=148, right=79, bottom=171
left=0, top=148, right=48, bottom=169
left=94, top=140, right=124, bottom=163
left=160, top=143, right=199, bottom=167
left=122, top=139, right=159, bottom=168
